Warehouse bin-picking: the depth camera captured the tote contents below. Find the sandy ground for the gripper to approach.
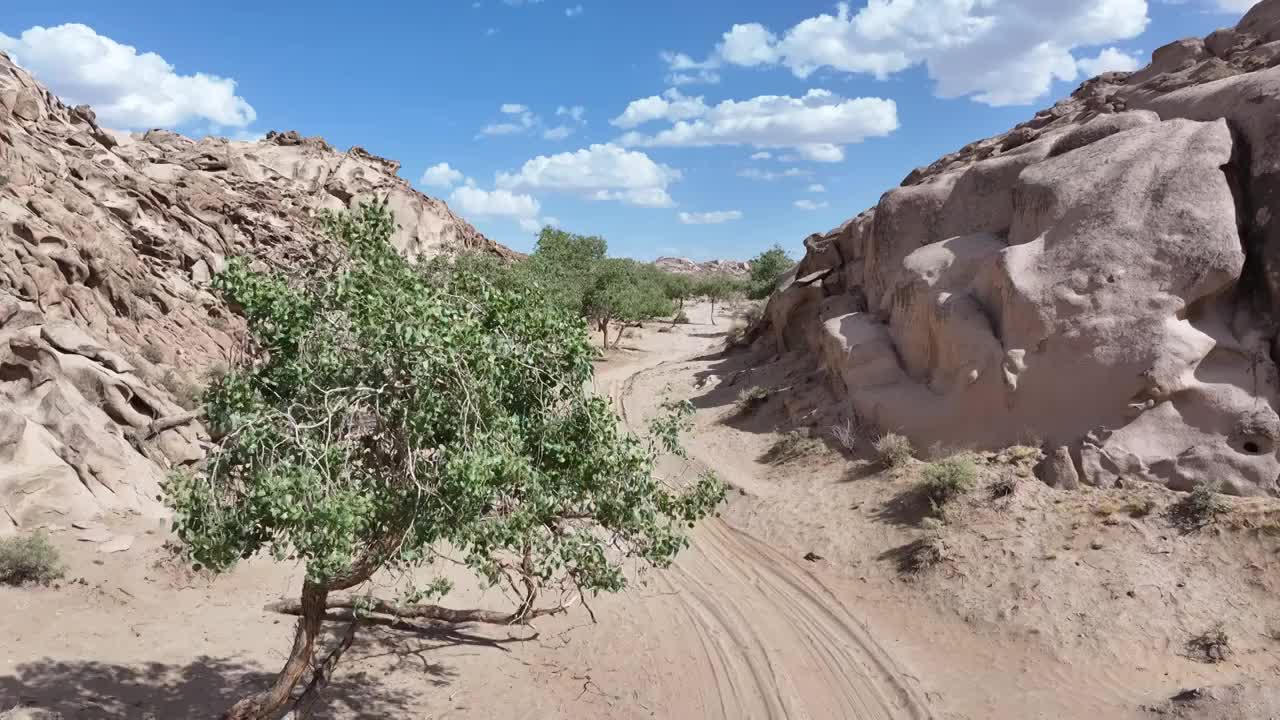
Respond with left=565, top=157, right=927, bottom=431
left=2, top=301, right=1279, bottom=719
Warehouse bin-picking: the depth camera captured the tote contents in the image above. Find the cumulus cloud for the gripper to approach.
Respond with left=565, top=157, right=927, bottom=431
left=660, top=51, right=721, bottom=85
left=1077, top=46, right=1144, bottom=76
left=615, top=88, right=897, bottom=161
left=0, top=23, right=256, bottom=129
left=610, top=89, right=708, bottom=129
left=794, top=199, right=829, bottom=210
left=679, top=210, right=743, bottom=225
left=496, top=143, right=681, bottom=208
left=543, top=104, right=587, bottom=141
left=420, top=162, right=466, bottom=188
left=448, top=185, right=552, bottom=232
left=807, top=183, right=826, bottom=193
left=667, top=1, right=1152, bottom=106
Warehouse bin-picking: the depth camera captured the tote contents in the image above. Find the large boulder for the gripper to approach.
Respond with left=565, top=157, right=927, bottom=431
left=758, top=1, right=1280, bottom=496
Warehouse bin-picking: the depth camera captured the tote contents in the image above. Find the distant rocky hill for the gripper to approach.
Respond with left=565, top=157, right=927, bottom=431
left=760, top=0, right=1280, bottom=496
left=655, top=256, right=750, bottom=277
left=0, top=51, right=513, bottom=532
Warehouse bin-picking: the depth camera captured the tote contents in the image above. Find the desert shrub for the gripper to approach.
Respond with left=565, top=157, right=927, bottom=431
left=724, top=321, right=751, bottom=350
left=735, top=386, right=770, bottom=415
left=672, top=309, right=690, bottom=325
left=762, top=429, right=820, bottom=464
left=0, top=174, right=9, bottom=187
left=0, top=531, right=65, bottom=586
left=1169, top=482, right=1227, bottom=531
left=1123, top=498, right=1158, bottom=518
left=921, top=457, right=977, bottom=514
left=896, top=534, right=948, bottom=575
left=831, top=419, right=857, bottom=452
left=874, top=433, right=915, bottom=467
left=168, top=203, right=724, bottom=717
left=159, top=369, right=201, bottom=410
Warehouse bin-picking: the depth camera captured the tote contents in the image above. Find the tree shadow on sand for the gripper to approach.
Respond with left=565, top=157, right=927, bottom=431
left=0, top=619, right=535, bottom=718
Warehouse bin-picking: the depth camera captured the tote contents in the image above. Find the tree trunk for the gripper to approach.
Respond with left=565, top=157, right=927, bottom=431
left=223, top=582, right=328, bottom=720
left=710, top=300, right=717, bottom=325
left=283, top=619, right=360, bottom=720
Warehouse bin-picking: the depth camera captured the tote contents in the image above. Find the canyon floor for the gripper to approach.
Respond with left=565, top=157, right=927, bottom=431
left=2, top=302, right=1279, bottom=719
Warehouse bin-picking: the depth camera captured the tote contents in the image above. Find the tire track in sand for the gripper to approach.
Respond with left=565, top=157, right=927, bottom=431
left=606, top=349, right=935, bottom=720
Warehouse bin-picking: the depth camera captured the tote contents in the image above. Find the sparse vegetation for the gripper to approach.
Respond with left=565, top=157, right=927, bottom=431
left=1123, top=498, right=1158, bottom=518
left=735, top=386, right=770, bottom=416
left=746, top=245, right=794, bottom=300
left=762, top=429, right=821, bottom=464
left=1185, top=624, right=1231, bottom=663
left=990, top=473, right=1018, bottom=499
left=168, top=203, right=725, bottom=718
left=895, top=530, right=948, bottom=575
left=874, top=432, right=915, bottom=468
left=140, top=342, right=167, bottom=364
left=0, top=173, right=9, bottom=187
left=0, top=531, right=65, bottom=586
left=920, top=456, right=977, bottom=514
left=1169, top=482, right=1227, bottom=531
left=159, top=368, right=201, bottom=410
left=724, top=320, right=751, bottom=349
left=695, top=274, right=745, bottom=326
left=672, top=309, right=691, bottom=324
left=831, top=418, right=857, bottom=452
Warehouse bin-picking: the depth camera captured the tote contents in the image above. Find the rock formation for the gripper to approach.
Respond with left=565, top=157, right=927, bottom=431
left=655, top=256, right=750, bottom=277
left=760, top=0, right=1280, bottom=497
left=0, top=52, right=513, bottom=533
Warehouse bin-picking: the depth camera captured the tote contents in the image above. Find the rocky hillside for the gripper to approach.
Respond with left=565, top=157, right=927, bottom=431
left=655, top=256, right=749, bottom=277
left=760, top=0, right=1280, bottom=497
left=0, top=52, right=512, bottom=533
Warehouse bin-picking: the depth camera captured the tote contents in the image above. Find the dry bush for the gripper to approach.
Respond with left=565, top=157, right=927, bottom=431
left=724, top=321, right=751, bottom=350
left=762, top=429, right=820, bottom=464
left=1123, top=498, right=1158, bottom=518
left=735, top=386, right=770, bottom=416
left=672, top=309, right=690, bottom=324
left=990, top=473, right=1018, bottom=499
left=1185, top=624, right=1231, bottom=663
left=160, top=369, right=202, bottom=410
left=140, top=342, right=167, bottom=364
left=874, top=433, right=915, bottom=468
left=831, top=418, right=857, bottom=452
left=0, top=531, right=65, bottom=586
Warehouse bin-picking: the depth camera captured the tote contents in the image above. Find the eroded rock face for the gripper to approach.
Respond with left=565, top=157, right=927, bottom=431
left=761, top=1, right=1280, bottom=497
left=0, top=53, right=513, bottom=532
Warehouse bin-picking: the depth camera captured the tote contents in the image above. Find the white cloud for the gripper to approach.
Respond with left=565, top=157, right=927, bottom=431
left=794, top=199, right=829, bottom=210
left=718, top=23, right=779, bottom=67
left=660, top=51, right=721, bottom=85
left=679, top=210, right=743, bottom=225
left=1213, top=0, right=1259, bottom=10
left=566, top=4, right=584, bottom=16
left=479, top=104, right=538, bottom=136
left=420, top=162, right=466, bottom=188
left=0, top=23, right=255, bottom=129
left=1077, top=46, right=1144, bottom=76
left=617, top=88, right=898, bottom=161
left=750, top=151, right=772, bottom=160
left=557, top=105, right=586, bottom=123
left=543, top=125, right=575, bottom=140
left=497, top=143, right=681, bottom=208
left=673, top=1, right=1152, bottom=107
left=611, top=88, right=708, bottom=129
left=738, top=167, right=810, bottom=181
left=449, top=185, right=553, bottom=233
left=807, top=183, right=826, bottom=193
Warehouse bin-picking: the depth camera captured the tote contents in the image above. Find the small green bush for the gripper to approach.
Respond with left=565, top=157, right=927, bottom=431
left=874, top=433, right=915, bottom=467
left=0, top=532, right=65, bottom=586
left=921, top=457, right=976, bottom=514
left=735, top=386, right=770, bottom=415
left=1170, top=482, right=1227, bottom=531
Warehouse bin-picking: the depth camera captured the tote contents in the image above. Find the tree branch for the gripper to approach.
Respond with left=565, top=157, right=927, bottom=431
left=265, top=594, right=573, bottom=626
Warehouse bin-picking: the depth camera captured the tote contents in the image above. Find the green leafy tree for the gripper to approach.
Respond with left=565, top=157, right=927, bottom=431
left=166, top=204, right=724, bottom=719
left=657, top=271, right=696, bottom=316
left=695, top=274, right=744, bottom=326
left=747, top=244, right=794, bottom=299
left=527, top=227, right=608, bottom=314
left=583, top=258, right=674, bottom=347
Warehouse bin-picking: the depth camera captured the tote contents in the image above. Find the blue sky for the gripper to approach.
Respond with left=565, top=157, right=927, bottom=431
left=0, top=1, right=1260, bottom=260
